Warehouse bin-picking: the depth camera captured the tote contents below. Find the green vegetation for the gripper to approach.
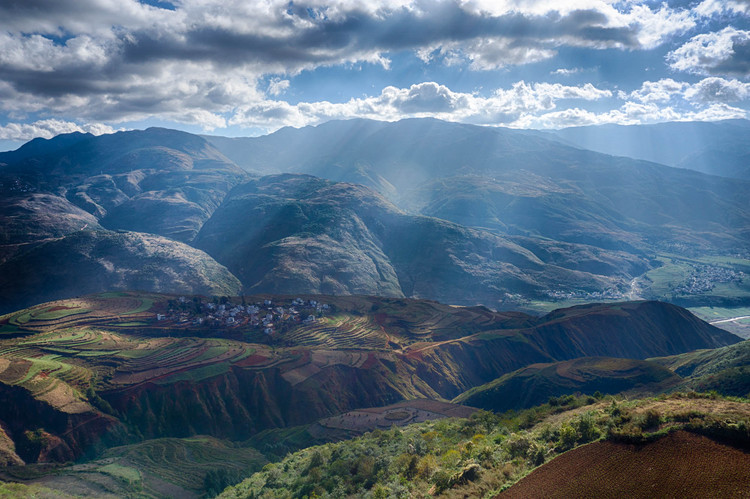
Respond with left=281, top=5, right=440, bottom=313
left=221, top=393, right=750, bottom=499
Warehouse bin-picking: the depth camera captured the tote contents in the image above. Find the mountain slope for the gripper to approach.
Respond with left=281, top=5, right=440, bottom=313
left=0, top=231, right=242, bottom=314
left=0, top=293, right=738, bottom=463
left=205, top=118, right=750, bottom=256
left=194, top=174, right=621, bottom=306
left=551, top=119, right=750, bottom=180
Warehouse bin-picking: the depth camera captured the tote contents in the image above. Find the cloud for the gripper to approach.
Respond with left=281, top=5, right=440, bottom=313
left=267, top=78, right=291, bottom=96
left=667, top=27, right=750, bottom=77
left=229, top=80, right=613, bottom=130
left=628, top=79, right=689, bottom=103
left=0, top=119, right=116, bottom=142
left=694, top=0, right=750, bottom=17
left=551, top=67, right=583, bottom=76
left=513, top=101, right=747, bottom=129
left=684, top=77, right=750, bottom=103
left=0, top=0, right=698, bottom=128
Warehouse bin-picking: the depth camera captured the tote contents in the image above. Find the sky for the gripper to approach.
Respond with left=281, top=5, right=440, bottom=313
left=1, top=0, right=750, bottom=150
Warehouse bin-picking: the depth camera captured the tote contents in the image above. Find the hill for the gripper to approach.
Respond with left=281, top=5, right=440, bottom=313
left=193, top=174, right=628, bottom=306
left=0, top=127, right=248, bottom=243
left=650, top=340, right=750, bottom=398
left=221, top=393, right=750, bottom=499
left=204, top=118, right=750, bottom=255
left=2, top=121, right=749, bottom=311
left=455, top=357, right=681, bottom=412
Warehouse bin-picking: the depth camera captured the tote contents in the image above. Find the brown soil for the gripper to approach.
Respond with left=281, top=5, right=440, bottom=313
left=499, top=431, right=750, bottom=499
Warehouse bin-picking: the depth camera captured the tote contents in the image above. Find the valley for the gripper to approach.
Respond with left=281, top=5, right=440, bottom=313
left=0, top=291, right=745, bottom=496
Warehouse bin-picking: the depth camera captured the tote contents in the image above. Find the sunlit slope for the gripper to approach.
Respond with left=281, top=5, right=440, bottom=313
left=220, top=393, right=750, bottom=499
left=205, top=118, right=750, bottom=254
left=650, top=340, right=750, bottom=398
left=0, top=231, right=242, bottom=314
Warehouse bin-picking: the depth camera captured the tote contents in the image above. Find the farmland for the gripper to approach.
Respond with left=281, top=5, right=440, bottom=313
left=0, top=292, right=744, bottom=497
left=499, top=431, right=750, bottom=498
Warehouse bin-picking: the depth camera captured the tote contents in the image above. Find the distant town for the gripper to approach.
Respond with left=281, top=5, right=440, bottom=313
left=156, top=296, right=332, bottom=335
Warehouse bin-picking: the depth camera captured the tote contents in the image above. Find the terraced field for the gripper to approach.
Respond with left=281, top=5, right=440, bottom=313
left=2, top=437, right=267, bottom=498
left=284, top=315, right=387, bottom=349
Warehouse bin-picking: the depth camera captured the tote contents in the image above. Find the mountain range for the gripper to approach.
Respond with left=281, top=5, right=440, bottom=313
left=1, top=118, right=749, bottom=312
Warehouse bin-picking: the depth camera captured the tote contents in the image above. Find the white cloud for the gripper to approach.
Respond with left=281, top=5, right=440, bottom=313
left=228, top=80, right=613, bottom=130
left=0, top=0, right=704, bottom=129
left=267, top=78, right=291, bottom=96
left=0, top=119, right=117, bottom=142
left=667, top=27, right=750, bottom=77
left=551, top=67, right=582, bottom=76
left=684, top=77, right=750, bottom=103
left=628, top=79, right=689, bottom=103
left=694, top=0, right=750, bottom=17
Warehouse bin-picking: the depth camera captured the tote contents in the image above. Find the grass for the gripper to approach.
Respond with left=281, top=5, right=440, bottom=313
left=98, top=463, right=142, bottom=485
left=689, top=306, right=750, bottom=322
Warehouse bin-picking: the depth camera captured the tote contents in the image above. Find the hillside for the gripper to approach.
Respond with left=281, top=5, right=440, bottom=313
left=221, top=393, right=750, bottom=499
left=0, top=231, right=242, bottom=314
left=0, top=127, right=248, bottom=243
left=650, top=340, right=750, bottom=398
left=194, top=174, right=629, bottom=307
left=0, top=293, right=738, bottom=466
left=499, top=430, right=750, bottom=499
left=205, top=119, right=750, bottom=255
left=455, top=357, right=681, bottom=412
left=2, top=122, right=749, bottom=311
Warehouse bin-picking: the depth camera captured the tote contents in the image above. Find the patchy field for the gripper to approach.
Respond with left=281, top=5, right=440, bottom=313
left=499, top=431, right=750, bottom=499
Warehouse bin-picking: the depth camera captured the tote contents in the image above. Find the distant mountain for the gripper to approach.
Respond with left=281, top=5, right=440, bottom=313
left=0, top=230, right=242, bottom=314
left=551, top=119, right=750, bottom=180
left=0, top=127, right=248, bottom=243
left=205, top=119, right=750, bottom=255
left=3, top=120, right=749, bottom=310
left=194, top=174, right=622, bottom=306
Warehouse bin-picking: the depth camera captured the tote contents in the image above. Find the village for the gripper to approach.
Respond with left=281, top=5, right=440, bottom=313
left=155, top=296, right=332, bottom=335
left=673, top=264, right=746, bottom=296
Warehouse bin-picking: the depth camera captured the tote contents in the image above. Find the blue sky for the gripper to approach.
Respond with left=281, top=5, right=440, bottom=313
left=1, top=0, right=749, bottom=150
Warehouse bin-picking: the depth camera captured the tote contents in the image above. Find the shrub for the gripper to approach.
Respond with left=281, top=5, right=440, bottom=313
left=638, top=409, right=661, bottom=430
left=506, top=435, right=531, bottom=459
left=557, top=423, right=578, bottom=451
left=527, top=441, right=546, bottom=466
left=576, top=413, right=600, bottom=443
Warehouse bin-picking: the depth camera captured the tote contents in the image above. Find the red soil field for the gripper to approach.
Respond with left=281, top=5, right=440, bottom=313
left=499, top=431, right=750, bottom=499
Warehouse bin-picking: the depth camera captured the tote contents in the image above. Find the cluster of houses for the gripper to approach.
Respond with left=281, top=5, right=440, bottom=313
left=544, top=287, right=625, bottom=301
left=673, top=264, right=745, bottom=296
left=155, top=296, right=331, bottom=334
